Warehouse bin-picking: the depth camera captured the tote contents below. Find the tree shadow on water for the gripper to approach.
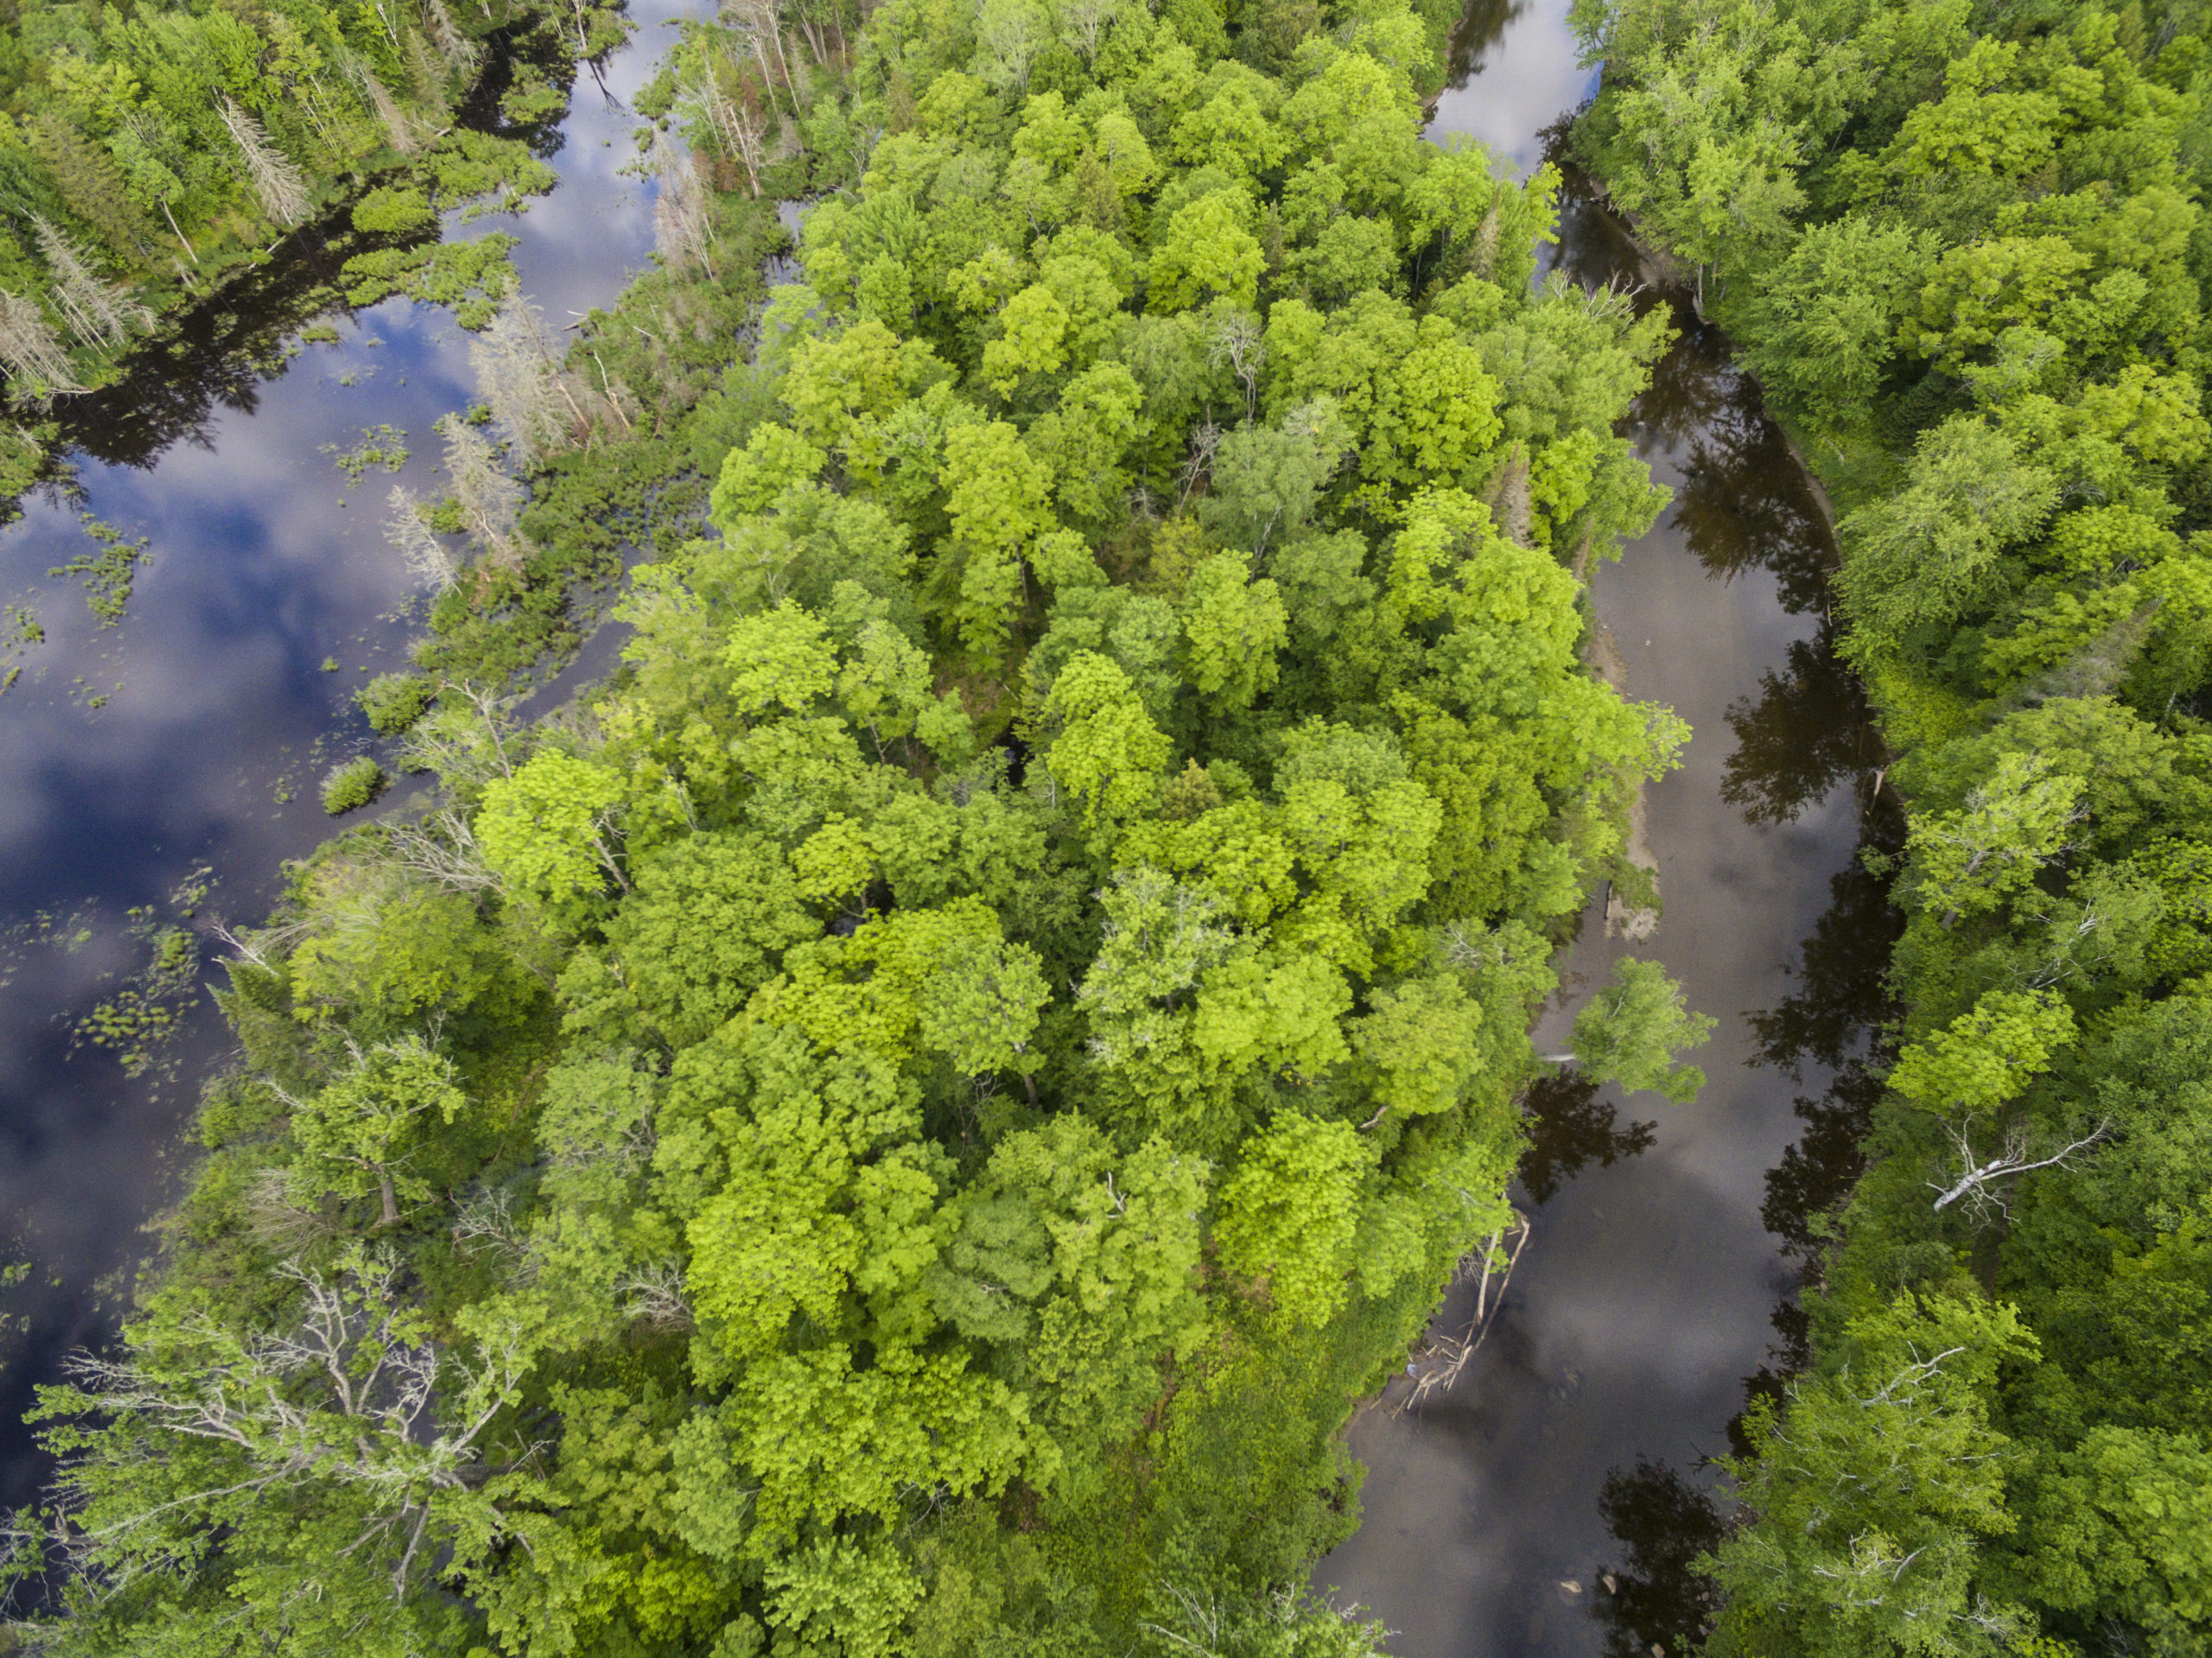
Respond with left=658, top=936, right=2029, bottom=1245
left=1440, top=0, right=1526, bottom=85
left=1517, top=1072, right=1656, bottom=1206
left=1591, top=1457, right=1726, bottom=1658
left=1721, top=626, right=1878, bottom=827
left=1723, top=795, right=1905, bottom=1449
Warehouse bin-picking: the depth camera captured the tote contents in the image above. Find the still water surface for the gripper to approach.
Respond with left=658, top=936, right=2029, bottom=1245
left=1322, top=6, right=1897, bottom=1655
left=0, top=0, right=691, bottom=1503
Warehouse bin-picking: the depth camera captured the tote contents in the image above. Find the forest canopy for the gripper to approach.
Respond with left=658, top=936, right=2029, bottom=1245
left=0, top=0, right=1704, bottom=1652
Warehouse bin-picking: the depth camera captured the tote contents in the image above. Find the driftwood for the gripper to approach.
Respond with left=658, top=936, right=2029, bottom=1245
left=1393, top=1210, right=1532, bottom=1413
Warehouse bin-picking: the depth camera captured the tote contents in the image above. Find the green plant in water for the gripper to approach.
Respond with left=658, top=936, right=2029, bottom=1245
left=1, top=603, right=41, bottom=694
left=75, top=913, right=202, bottom=1077
left=357, top=672, right=435, bottom=734
left=321, top=756, right=388, bottom=816
left=321, top=424, right=411, bottom=486
left=51, top=516, right=150, bottom=627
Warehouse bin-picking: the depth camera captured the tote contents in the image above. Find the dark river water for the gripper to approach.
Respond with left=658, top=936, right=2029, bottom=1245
left=0, top=0, right=1890, bottom=1643
left=1321, top=3, right=1898, bottom=1655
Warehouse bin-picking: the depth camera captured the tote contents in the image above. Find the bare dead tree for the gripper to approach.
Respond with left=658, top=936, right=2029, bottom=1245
left=434, top=414, right=525, bottom=569
left=1177, top=419, right=1222, bottom=510
left=360, top=67, right=422, bottom=154
left=1398, top=1211, right=1531, bottom=1412
left=680, top=58, right=769, bottom=195
left=1058, top=0, right=1119, bottom=65
left=651, top=127, right=717, bottom=277
left=205, top=913, right=320, bottom=971
left=446, top=680, right=519, bottom=778
left=721, top=0, right=798, bottom=98
left=1206, top=311, right=1266, bottom=423
left=243, top=1167, right=341, bottom=1253
left=613, top=1261, right=694, bottom=1330
left=1491, top=441, right=1534, bottom=548
left=423, top=0, right=485, bottom=73
left=450, top=1188, right=536, bottom=1283
left=53, top=1254, right=528, bottom=1602
left=1468, top=195, right=1500, bottom=280
left=471, top=290, right=565, bottom=466
left=384, top=484, right=460, bottom=591
left=0, top=289, right=83, bottom=400
left=381, top=807, right=504, bottom=894
left=218, top=100, right=315, bottom=228
left=30, top=218, right=152, bottom=349
left=1929, top=1117, right=2112, bottom=1219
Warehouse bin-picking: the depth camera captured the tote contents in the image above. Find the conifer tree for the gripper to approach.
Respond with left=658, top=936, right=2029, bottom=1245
left=31, top=217, right=150, bottom=349
left=0, top=290, right=81, bottom=401
left=219, top=100, right=315, bottom=229
left=435, top=413, right=524, bottom=569
left=25, top=115, right=153, bottom=261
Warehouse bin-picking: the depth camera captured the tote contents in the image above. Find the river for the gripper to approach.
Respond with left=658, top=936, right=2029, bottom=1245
left=0, top=0, right=694, bottom=1505
left=1319, top=5, right=1898, bottom=1656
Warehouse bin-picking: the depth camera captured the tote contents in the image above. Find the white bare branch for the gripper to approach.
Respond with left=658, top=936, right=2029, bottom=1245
left=613, top=1261, right=694, bottom=1330
left=434, top=415, right=524, bottom=569
left=651, top=127, right=717, bottom=276
left=384, top=484, right=460, bottom=592
left=1929, top=1115, right=2112, bottom=1217
left=31, top=218, right=152, bottom=349
left=218, top=100, right=315, bottom=228
left=0, top=289, right=84, bottom=401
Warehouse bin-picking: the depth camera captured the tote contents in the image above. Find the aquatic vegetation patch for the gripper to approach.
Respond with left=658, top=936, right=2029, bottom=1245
left=321, top=756, right=390, bottom=816
left=69, top=875, right=213, bottom=1077
left=340, top=235, right=526, bottom=332
left=321, top=425, right=412, bottom=486
left=358, top=672, right=436, bottom=734
left=51, top=515, right=150, bottom=628
left=0, top=602, right=42, bottom=696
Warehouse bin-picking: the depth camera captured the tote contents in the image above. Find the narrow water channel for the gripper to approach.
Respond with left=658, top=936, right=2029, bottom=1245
left=1322, top=5, right=1898, bottom=1655
left=0, top=3, right=695, bottom=1504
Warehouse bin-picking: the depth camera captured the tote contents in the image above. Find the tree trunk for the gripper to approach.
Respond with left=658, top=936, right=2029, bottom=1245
left=161, top=199, right=199, bottom=265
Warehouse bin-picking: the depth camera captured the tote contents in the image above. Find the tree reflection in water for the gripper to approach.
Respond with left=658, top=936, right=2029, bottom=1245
left=1590, top=1458, right=1726, bottom=1658
left=1723, top=629, right=1877, bottom=827
left=1518, top=1071, right=1656, bottom=1207
left=1440, top=0, right=1524, bottom=86
left=1728, top=791, right=1904, bottom=1452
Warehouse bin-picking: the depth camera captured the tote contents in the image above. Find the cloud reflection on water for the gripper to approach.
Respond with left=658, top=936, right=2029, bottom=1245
left=0, top=0, right=683, bottom=1506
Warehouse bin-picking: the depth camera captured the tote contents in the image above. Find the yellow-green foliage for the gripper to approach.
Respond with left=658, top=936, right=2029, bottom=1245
left=319, top=756, right=386, bottom=816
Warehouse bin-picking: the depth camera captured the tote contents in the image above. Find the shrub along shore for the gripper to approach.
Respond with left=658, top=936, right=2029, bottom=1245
left=1575, top=0, right=2212, bottom=1651
left=2, top=0, right=1729, bottom=1652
